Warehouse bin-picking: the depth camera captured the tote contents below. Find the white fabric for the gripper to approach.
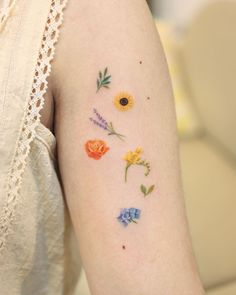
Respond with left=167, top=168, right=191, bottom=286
left=0, top=0, right=81, bottom=293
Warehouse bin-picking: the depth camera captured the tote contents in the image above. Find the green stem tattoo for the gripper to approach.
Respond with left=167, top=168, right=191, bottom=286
left=124, top=161, right=150, bottom=182
left=125, top=164, right=131, bottom=182
left=136, top=160, right=151, bottom=176
left=96, top=67, right=111, bottom=92
left=107, top=122, right=126, bottom=141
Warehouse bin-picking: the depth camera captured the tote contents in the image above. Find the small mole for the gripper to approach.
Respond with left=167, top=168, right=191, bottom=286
left=147, top=96, right=150, bottom=100
left=139, top=61, right=142, bottom=64
left=122, top=245, right=126, bottom=250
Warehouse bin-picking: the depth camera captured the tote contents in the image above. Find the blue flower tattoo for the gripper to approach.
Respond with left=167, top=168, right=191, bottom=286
left=117, top=208, right=141, bottom=227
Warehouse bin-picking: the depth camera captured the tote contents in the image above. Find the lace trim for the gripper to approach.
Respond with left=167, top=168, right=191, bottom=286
left=0, top=0, right=69, bottom=250
left=0, top=0, right=17, bottom=33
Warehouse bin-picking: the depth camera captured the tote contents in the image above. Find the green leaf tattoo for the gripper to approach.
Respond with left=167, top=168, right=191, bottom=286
left=141, top=184, right=147, bottom=195
left=96, top=67, right=111, bottom=92
left=140, top=184, right=155, bottom=197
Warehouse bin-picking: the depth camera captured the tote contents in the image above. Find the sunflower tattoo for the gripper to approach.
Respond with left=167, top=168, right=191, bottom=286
left=114, top=92, right=134, bottom=111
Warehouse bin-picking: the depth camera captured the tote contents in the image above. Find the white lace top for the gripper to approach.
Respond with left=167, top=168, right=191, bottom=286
left=0, top=0, right=81, bottom=294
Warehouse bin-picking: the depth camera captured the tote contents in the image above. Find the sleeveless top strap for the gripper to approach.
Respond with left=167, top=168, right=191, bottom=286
left=0, top=0, right=68, bottom=251
left=0, top=0, right=17, bottom=32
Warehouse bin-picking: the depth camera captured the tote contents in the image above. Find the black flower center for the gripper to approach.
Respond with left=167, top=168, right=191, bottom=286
left=119, top=97, right=129, bottom=106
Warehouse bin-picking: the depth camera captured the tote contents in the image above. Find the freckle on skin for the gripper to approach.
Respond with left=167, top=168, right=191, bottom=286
left=122, top=245, right=126, bottom=250
left=147, top=96, right=150, bottom=100
left=139, top=61, right=142, bottom=64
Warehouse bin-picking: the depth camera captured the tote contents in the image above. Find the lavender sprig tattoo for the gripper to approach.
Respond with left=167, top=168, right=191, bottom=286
left=96, top=67, right=111, bottom=92
left=89, top=108, right=126, bottom=141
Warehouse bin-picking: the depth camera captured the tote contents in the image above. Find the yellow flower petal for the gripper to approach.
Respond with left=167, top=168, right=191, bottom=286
left=135, top=147, right=143, bottom=154
left=114, top=91, right=134, bottom=111
left=123, top=147, right=145, bottom=164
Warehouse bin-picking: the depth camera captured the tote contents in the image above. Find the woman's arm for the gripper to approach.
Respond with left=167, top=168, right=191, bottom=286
left=52, top=0, right=205, bottom=294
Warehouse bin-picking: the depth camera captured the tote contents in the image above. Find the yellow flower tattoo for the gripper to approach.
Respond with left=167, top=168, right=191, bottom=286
left=114, top=92, right=134, bottom=111
left=123, top=147, right=151, bottom=182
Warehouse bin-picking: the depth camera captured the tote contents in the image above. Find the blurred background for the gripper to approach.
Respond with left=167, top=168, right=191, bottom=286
left=77, top=1, right=236, bottom=294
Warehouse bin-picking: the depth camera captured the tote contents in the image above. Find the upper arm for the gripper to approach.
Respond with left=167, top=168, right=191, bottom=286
left=52, top=1, right=204, bottom=294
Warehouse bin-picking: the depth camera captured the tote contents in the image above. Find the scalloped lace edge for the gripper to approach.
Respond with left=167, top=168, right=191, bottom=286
left=0, top=0, right=69, bottom=250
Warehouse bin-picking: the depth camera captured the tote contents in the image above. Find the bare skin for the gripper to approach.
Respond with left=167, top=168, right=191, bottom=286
left=40, top=1, right=205, bottom=294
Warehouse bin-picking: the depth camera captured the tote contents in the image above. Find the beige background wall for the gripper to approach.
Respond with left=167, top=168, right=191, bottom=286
left=148, top=0, right=217, bottom=24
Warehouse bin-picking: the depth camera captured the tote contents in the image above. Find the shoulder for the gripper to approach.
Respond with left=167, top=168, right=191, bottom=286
left=50, top=0, right=161, bottom=102
left=52, top=0, right=154, bottom=62
left=51, top=0, right=156, bottom=63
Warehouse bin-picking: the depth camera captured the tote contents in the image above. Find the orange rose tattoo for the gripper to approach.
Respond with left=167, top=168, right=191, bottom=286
left=85, top=139, right=110, bottom=160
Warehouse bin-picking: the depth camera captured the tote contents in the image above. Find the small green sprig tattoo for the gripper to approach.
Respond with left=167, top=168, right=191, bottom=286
left=140, top=184, right=155, bottom=197
left=96, top=67, right=111, bottom=92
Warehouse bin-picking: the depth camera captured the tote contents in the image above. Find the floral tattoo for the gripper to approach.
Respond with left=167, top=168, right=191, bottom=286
left=114, top=92, right=134, bottom=111
left=140, top=184, right=155, bottom=197
left=85, top=139, right=109, bottom=160
left=117, top=208, right=141, bottom=227
left=96, top=67, right=111, bottom=92
left=123, top=147, right=151, bottom=182
left=92, top=65, right=154, bottom=229
left=89, top=108, right=126, bottom=141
